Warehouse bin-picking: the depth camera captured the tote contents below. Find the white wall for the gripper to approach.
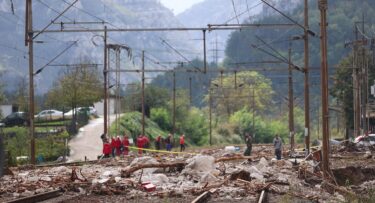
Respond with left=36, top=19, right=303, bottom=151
left=94, top=99, right=115, bottom=116
left=0, top=105, right=12, bottom=117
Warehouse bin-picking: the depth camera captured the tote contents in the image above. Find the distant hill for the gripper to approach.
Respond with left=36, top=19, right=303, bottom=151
left=177, top=0, right=300, bottom=62
left=0, top=0, right=195, bottom=93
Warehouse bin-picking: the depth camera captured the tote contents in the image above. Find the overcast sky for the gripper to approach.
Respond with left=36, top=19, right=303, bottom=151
left=160, top=0, right=204, bottom=15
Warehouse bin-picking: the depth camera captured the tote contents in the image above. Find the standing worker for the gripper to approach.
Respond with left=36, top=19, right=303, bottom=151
left=122, top=135, right=130, bottom=156
left=165, top=134, right=173, bottom=151
left=137, top=135, right=145, bottom=156
left=273, top=134, right=283, bottom=160
left=110, top=137, right=116, bottom=157
left=103, top=140, right=112, bottom=158
left=244, top=133, right=253, bottom=156
left=155, top=135, right=162, bottom=150
left=180, top=134, right=185, bottom=152
left=115, top=136, right=122, bottom=156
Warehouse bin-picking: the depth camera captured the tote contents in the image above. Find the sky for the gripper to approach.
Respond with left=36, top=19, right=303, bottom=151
left=160, top=0, right=204, bottom=15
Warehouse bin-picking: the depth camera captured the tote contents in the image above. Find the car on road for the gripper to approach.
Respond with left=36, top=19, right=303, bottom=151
left=0, top=112, right=29, bottom=127
left=354, top=134, right=375, bottom=147
left=35, top=109, right=64, bottom=121
left=64, top=107, right=98, bottom=118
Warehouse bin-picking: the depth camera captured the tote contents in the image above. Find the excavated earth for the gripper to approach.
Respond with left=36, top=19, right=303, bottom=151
left=1, top=144, right=375, bottom=203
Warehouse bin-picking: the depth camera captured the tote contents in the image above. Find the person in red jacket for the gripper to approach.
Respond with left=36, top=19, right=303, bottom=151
left=115, top=136, right=122, bottom=156
left=103, top=140, right=112, bottom=158
left=143, top=136, right=150, bottom=149
left=110, top=137, right=116, bottom=157
left=137, top=135, right=144, bottom=156
left=122, top=135, right=130, bottom=156
left=180, top=134, right=185, bottom=152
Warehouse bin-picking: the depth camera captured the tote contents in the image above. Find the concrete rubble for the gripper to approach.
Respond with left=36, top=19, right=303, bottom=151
left=1, top=145, right=375, bottom=202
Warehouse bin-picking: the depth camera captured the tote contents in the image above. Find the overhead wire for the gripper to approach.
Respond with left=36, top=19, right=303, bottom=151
left=230, top=0, right=240, bottom=25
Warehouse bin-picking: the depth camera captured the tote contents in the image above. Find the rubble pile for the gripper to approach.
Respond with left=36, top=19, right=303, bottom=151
left=1, top=145, right=375, bottom=202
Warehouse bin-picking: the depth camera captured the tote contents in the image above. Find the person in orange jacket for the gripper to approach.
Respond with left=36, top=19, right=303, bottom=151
left=122, top=135, right=130, bottom=156
left=180, top=134, right=185, bottom=152
left=103, top=140, right=112, bottom=158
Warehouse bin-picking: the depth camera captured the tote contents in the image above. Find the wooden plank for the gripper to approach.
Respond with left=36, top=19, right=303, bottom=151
left=5, top=189, right=62, bottom=203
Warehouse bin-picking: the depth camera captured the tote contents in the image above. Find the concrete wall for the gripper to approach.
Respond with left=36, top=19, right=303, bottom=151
left=94, top=99, right=115, bottom=116
left=0, top=105, right=12, bottom=118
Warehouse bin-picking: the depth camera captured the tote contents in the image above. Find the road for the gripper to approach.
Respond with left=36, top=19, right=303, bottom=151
left=68, top=116, right=116, bottom=161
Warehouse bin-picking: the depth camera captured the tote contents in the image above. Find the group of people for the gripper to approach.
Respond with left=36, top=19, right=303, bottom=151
left=101, top=135, right=130, bottom=158
left=154, top=134, right=186, bottom=152
left=243, top=133, right=283, bottom=160
left=101, top=133, right=187, bottom=158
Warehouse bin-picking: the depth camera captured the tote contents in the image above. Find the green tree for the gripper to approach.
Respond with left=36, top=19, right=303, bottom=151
left=181, top=108, right=209, bottom=146
left=331, top=52, right=375, bottom=133
left=44, top=63, right=103, bottom=111
left=150, top=107, right=171, bottom=131
left=209, top=71, right=274, bottom=118
left=123, top=84, right=170, bottom=116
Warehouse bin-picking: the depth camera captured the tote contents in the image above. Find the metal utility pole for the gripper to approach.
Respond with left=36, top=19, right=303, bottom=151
left=304, top=0, right=311, bottom=155
left=288, top=44, right=295, bottom=151
left=26, top=0, right=35, bottom=165
left=141, top=51, right=145, bottom=136
left=203, top=29, right=207, bottom=73
left=172, top=70, right=176, bottom=136
left=103, top=26, right=108, bottom=136
left=189, top=77, right=192, bottom=106
left=0, top=126, right=4, bottom=177
left=318, top=0, right=330, bottom=176
left=361, top=18, right=369, bottom=135
left=209, top=88, right=212, bottom=145
left=252, top=87, right=255, bottom=132
left=353, top=25, right=360, bottom=137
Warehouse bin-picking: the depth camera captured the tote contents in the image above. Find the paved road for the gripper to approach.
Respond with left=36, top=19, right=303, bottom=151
left=68, top=116, right=116, bottom=161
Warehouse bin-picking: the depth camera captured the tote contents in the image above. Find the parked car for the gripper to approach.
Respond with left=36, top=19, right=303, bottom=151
left=0, top=112, right=29, bottom=127
left=354, top=134, right=375, bottom=147
left=35, top=109, right=64, bottom=121
left=64, top=107, right=97, bottom=118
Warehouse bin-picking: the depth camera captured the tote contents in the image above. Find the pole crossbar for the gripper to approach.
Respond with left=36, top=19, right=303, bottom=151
left=32, top=23, right=300, bottom=34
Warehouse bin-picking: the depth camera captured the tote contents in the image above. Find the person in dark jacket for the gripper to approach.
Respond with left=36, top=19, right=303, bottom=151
left=155, top=135, right=162, bottom=150
left=165, top=134, right=173, bottom=151
left=244, top=133, right=253, bottom=156
left=273, top=134, right=283, bottom=160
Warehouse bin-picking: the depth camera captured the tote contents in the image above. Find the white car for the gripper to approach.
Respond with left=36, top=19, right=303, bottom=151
left=35, top=109, right=64, bottom=121
left=64, top=107, right=97, bottom=118
left=354, top=134, right=375, bottom=147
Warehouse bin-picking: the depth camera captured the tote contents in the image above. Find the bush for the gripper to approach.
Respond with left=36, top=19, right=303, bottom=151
left=180, top=108, right=208, bottom=146
left=4, top=127, right=69, bottom=165
left=150, top=108, right=171, bottom=131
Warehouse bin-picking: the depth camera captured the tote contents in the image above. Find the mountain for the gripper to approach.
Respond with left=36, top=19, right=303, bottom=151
left=0, top=0, right=195, bottom=93
left=177, top=0, right=300, bottom=62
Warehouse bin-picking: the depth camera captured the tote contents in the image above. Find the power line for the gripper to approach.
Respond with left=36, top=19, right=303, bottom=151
left=33, top=0, right=79, bottom=39
left=230, top=0, right=240, bottom=25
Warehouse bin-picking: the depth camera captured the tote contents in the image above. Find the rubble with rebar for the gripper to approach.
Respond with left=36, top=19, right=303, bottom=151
left=1, top=145, right=375, bottom=203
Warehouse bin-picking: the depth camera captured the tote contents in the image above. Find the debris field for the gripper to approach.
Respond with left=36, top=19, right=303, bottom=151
left=1, top=144, right=375, bottom=203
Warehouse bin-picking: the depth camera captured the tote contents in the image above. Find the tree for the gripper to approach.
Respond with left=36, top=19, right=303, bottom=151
left=14, top=76, right=29, bottom=112
left=123, top=84, right=170, bottom=116
left=150, top=107, right=171, bottom=131
left=331, top=52, right=375, bottom=133
left=209, top=71, right=274, bottom=118
left=44, top=63, right=103, bottom=111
